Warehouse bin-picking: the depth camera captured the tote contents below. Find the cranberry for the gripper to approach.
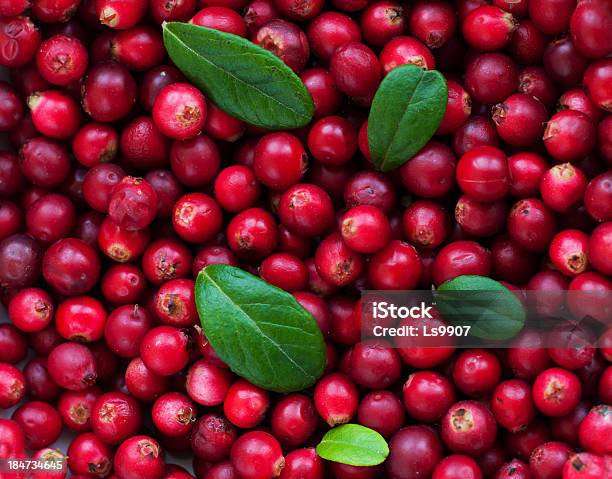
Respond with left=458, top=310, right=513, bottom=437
left=359, top=1, right=406, bottom=47
left=300, top=68, right=343, bottom=118
left=244, top=0, right=278, bottom=34
left=562, top=452, right=608, bottom=479
left=169, top=135, right=220, bottom=187
left=441, top=400, right=497, bottom=457
left=491, top=235, right=537, bottom=285
left=349, top=340, right=401, bottom=389
left=548, top=229, right=589, bottom=277
left=270, top=393, right=317, bottom=446
left=72, top=122, right=118, bottom=168
left=491, top=379, right=535, bottom=433
left=432, top=240, right=491, bottom=285
left=108, top=176, right=158, bottom=231
left=400, top=141, right=456, bottom=197
left=577, top=406, right=610, bottom=452
left=0, top=234, right=43, bottom=288
left=152, top=83, right=207, bottom=140
left=191, top=414, right=237, bottom=462
left=20, top=137, right=71, bottom=188
left=42, top=238, right=100, bottom=295
left=582, top=59, right=612, bottom=112
left=0, top=200, right=22, bottom=242
left=223, top=379, right=270, bottom=428
left=465, top=53, right=518, bottom=105
left=193, top=245, right=239, bottom=276
left=463, top=5, right=517, bottom=51
left=508, top=19, right=546, bottom=65
left=191, top=6, right=247, bottom=36
left=0, top=0, right=30, bottom=16
left=96, top=0, right=147, bottom=29
left=542, top=37, right=588, bottom=88
left=567, top=272, right=612, bottom=322
left=254, top=132, right=307, bottom=190
left=260, top=253, right=308, bottom=292
left=0, top=152, right=25, bottom=196
left=101, top=264, right=145, bottom=304
left=0, top=16, right=41, bottom=68
left=408, top=0, right=456, bottom=50
left=432, top=455, right=482, bottom=479
left=0, top=363, right=25, bottom=409
left=529, top=441, right=572, bottom=479
left=203, top=102, right=245, bottom=142
left=280, top=448, right=324, bottom=479
left=540, top=163, right=588, bottom=213
left=437, top=80, right=471, bottom=135
left=570, top=0, right=612, bottom=58
left=331, top=42, right=381, bottom=97
left=314, top=373, right=358, bottom=426
left=528, top=0, right=575, bottom=34
left=495, top=459, right=530, bottom=479
left=543, top=110, right=596, bottom=162
left=254, top=19, right=310, bottom=73
left=293, top=292, right=331, bottom=336
left=274, top=0, right=323, bottom=21
left=0, top=325, right=28, bottom=364
left=98, top=217, right=151, bottom=263
left=306, top=12, right=360, bottom=62
left=173, top=193, right=223, bottom=244
left=213, top=165, right=260, bottom=213
left=140, top=326, right=190, bottom=377
left=402, top=371, right=456, bottom=423
left=55, top=296, right=107, bottom=342
left=492, top=93, right=547, bottom=146
left=124, top=356, right=168, bottom=402
left=344, top=171, right=397, bottom=213
left=380, top=36, right=436, bottom=75
left=386, top=426, right=444, bottom=479
left=8, top=287, right=54, bottom=333
left=82, top=62, right=137, bottom=122
left=139, top=65, right=186, bottom=112
left=532, top=367, right=582, bottom=417
left=456, top=146, right=509, bottom=202
left=230, top=431, right=284, bottom=479
left=150, top=0, right=196, bottom=23
left=186, top=359, right=232, bottom=406
left=36, top=34, right=88, bottom=87
left=338, top=205, right=390, bottom=253
left=0, top=418, right=26, bottom=458
left=82, top=163, right=125, bottom=212
left=404, top=200, right=449, bottom=248
left=307, top=116, right=357, bottom=166
left=278, top=183, right=335, bottom=238
left=584, top=172, right=612, bottom=222
left=227, top=207, right=278, bottom=260
left=110, top=25, right=165, bottom=71
left=315, top=232, right=364, bottom=287
left=47, top=342, right=98, bottom=391
left=114, top=435, right=165, bottom=479
left=507, top=198, right=557, bottom=252
left=67, top=432, right=113, bottom=477
left=559, top=88, right=603, bottom=123
left=0, top=82, right=24, bottom=132
left=12, top=401, right=62, bottom=450
left=452, top=349, right=501, bottom=398
left=589, top=222, right=612, bottom=275
left=120, top=116, right=171, bottom=170
left=151, top=392, right=196, bottom=438
left=58, top=386, right=102, bottom=432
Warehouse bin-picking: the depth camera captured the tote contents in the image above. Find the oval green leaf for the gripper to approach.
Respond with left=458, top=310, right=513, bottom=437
left=163, top=22, right=314, bottom=129
left=435, top=275, right=526, bottom=340
left=368, top=65, right=447, bottom=172
left=195, top=265, right=326, bottom=393
left=316, top=424, right=389, bottom=466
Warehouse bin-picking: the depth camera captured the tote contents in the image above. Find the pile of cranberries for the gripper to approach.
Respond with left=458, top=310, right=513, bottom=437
left=0, top=0, right=611, bottom=478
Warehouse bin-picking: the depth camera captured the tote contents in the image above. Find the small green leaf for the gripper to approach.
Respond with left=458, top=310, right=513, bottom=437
left=368, top=65, right=447, bottom=172
left=316, top=424, right=389, bottom=466
left=195, top=265, right=326, bottom=393
left=435, top=275, right=526, bottom=340
left=162, top=22, right=314, bottom=129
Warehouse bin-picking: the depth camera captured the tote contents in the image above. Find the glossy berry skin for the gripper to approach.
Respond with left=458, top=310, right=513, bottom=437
left=140, top=326, right=190, bottom=377
left=278, top=184, right=335, bottom=238
left=314, top=373, right=358, bottom=426
left=330, top=42, right=381, bottom=98
left=306, top=12, right=361, bottom=62
left=432, top=455, right=482, bottom=479
left=97, top=0, right=148, bottom=29
left=349, top=340, right=401, bottom=389
left=260, top=253, right=308, bottom=292
left=300, top=68, right=343, bottom=118
left=400, top=141, right=456, bottom=198
left=170, top=134, right=220, bottom=187
left=441, top=401, right=497, bottom=457
left=583, top=60, right=612, bottom=112
left=55, top=296, right=107, bottom=343
left=97, top=218, right=150, bottom=263
left=341, top=205, right=390, bottom=253
left=403, top=200, right=449, bottom=249
left=153, top=83, right=207, bottom=140
left=360, top=1, right=407, bottom=47
left=570, top=0, right=612, bottom=59
left=344, top=171, right=397, bottom=213
left=12, top=401, right=62, bottom=450
left=108, top=177, right=158, bottom=231
left=315, top=233, right=364, bottom=287
left=186, top=359, right=232, bottom=407
left=589, top=222, right=612, bottom=275
left=491, top=379, right=535, bottom=433
left=456, top=146, right=509, bottom=202
left=36, top=35, right=88, bottom=86
left=562, top=452, right=608, bottom=479
left=223, top=379, right=270, bottom=429
left=104, top=304, right=152, bottom=358
left=67, top=432, right=114, bottom=477
left=578, top=405, right=612, bottom=455
left=8, top=287, right=54, bottom=333
left=528, top=441, right=572, bottom=479
left=254, top=20, right=310, bottom=73
left=230, top=431, right=284, bottom=479
left=280, top=448, right=324, bottom=479
left=113, top=435, right=165, bottom=479
left=386, top=426, right=444, bottom=479
left=172, top=193, right=223, bottom=244
left=47, top=342, right=98, bottom=391
left=19, top=138, right=71, bottom=188
left=437, top=80, right=471, bottom=135
left=548, top=230, right=589, bottom=277
left=142, top=238, right=193, bottom=286
left=380, top=36, right=435, bottom=74
left=543, top=110, right=596, bottom=162
left=403, top=371, right=456, bottom=423
left=432, top=240, right=491, bottom=286
left=540, top=163, right=588, bottom=213
left=584, top=172, right=612, bottom=222
left=532, top=368, right=582, bottom=417
left=492, top=93, right=547, bottom=147
left=214, top=165, right=260, bottom=213
left=271, top=394, right=318, bottom=446
left=0, top=363, right=25, bottom=409
left=368, top=240, right=422, bottom=290
left=409, top=0, right=456, bottom=49
left=227, top=207, right=278, bottom=260
left=42, top=238, right=101, bottom=296
left=465, top=53, right=518, bottom=105
left=190, top=7, right=247, bottom=37
left=357, top=390, right=405, bottom=438
left=0, top=16, right=41, bottom=68
left=152, top=392, right=196, bottom=438
left=82, top=62, right=137, bottom=123
left=254, top=132, right=307, bottom=191
left=28, top=90, right=81, bottom=140
left=204, top=102, right=245, bottom=142
left=308, top=116, right=357, bottom=166
left=452, top=349, right=501, bottom=398
left=72, top=123, right=118, bottom=168
left=507, top=198, right=557, bottom=252
left=154, top=278, right=197, bottom=327
left=91, top=391, right=143, bottom=445
left=462, top=6, right=517, bottom=51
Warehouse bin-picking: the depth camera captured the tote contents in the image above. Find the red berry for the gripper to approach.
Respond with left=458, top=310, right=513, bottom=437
left=432, top=240, right=491, bottom=285
left=152, top=392, right=197, bottom=438
left=380, top=36, right=435, bottom=74
left=432, top=455, right=483, bottom=479
left=254, top=19, right=310, bottom=73
left=190, top=6, right=247, bottom=36
left=387, top=426, right=444, bottom=479
left=47, top=342, right=98, bottom=391
left=12, top=401, right=62, bottom=450
left=223, top=379, right=270, bottom=429
left=562, top=452, right=608, bottom=479
left=403, top=200, right=449, bottom=248
left=91, top=391, right=143, bottom=444
left=172, top=193, right=223, bottom=244
left=230, top=431, right=284, bottom=479
left=437, top=80, right=471, bottom=135
left=465, top=53, right=518, bottom=105
left=315, top=232, right=364, bottom=287
left=491, top=379, right=535, bottom=433
left=67, top=432, right=113, bottom=477
left=330, top=42, right=381, bottom=97
left=357, top=390, right=405, bottom=438
left=36, top=34, right=88, bottom=86
left=462, top=5, right=517, bottom=51
left=409, top=0, right=456, bottom=49
left=543, top=110, right=596, bottom=162
left=528, top=441, right=572, bottom=479
left=314, top=373, right=358, bottom=426
left=540, top=163, right=588, bottom=213
left=191, top=413, right=237, bottom=462
left=0, top=16, right=41, bottom=68
left=548, top=229, right=589, bottom=277
left=140, top=326, right=190, bottom=376
left=82, top=62, right=137, bottom=122
left=42, top=238, right=100, bottom=296
left=153, top=83, right=207, bottom=140
left=186, top=359, right=232, bottom=407
left=441, top=400, right=497, bottom=457
left=400, top=141, right=456, bottom=198
left=227, top=207, right=278, bottom=260
left=492, top=93, right=547, bottom=147
left=55, top=296, right=107, bottom=342
left=113, top=435, right=165, bottom=479
left=306, top=12, right=360, bottom=62
left=403, top=371, right=456, bottom=423
left=589, top=222, right=612, bottom=275
left=532, top=367, right=582, bottom=417
left=341, top=205, right=390, bottom=253
left=97, top=0, right=148, bottom=29
left=254, top=132, right=307, bottom=190
left=583, top=59, right=612, bottom=112
left=456, top=146, right=509, bottom=202
left=507, top=198, right=557, bottom=252
left=360, top=1, right=407, bottom=47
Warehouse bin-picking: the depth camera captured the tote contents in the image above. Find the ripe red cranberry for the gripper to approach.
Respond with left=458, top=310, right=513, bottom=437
left=387, top=426, right=444, bottom=479
left=453, top=349, right=501, bottom=398
left=192, top=245, right=239, bottom=277
left=491, top=235, right=537, bottom=284
left=12, top=401, right=62, bottom=450
left=340, top=205, right=391, bottom=253
left=254, top=19, right=310, bottom=73
left=140, top=326, right=190, bottom=377
left=0, top=200, right=23, bottom=243
left=356, top=390, right=405, bottom=438
left=463, top=5, right=517, bottom=51
left=152, top=392, right=196, bottom=438
left=540, top=163, right=588, bottom=213
left=120, top=116, right=171, bottom=170
left=589, top=222, right=612, bottom=275
left=508, top=19, right=546, bottom=65
left=578, top=404, right=611, bottom=455
left=108, top=176, right=158, bottom=231
left=58, top=386, right=102, bottom=432
left=331, top=42, right=381, bottom=97
left=315, top=232, right=364, bottom=287
left=244, top=0, right=279, bottom=35
left=19, top=137, right=71, bottom=188
left=452, top=116, right=499, bottom=158
left=0, top=363, right=25, bottom=409
left=465, top=53, right=518, bottom=105
left=223, top=379, right=270, bottom=429
left=344, top=171, right=397, bottom=213
left=36, top=34, right=88, bottom=86
left=270, top=393, right=318, bottom=446
left=101, top=264, right=146, bottom=305
left=403, top=200, right=449, bottom=248
left=254, top=132, right=307, bottom=190
left=432, top=455, right=482, bottom=479
left=349, top=340, right=401, bottom=389
left=308, top=116, right=357, bottom=166
left=559, top=88, right=603, bottom=123
left=55, top=296, right=106, bottom=343
left=110, top=25, right=165, bottom=71
left=274, top=0, right=323, bottom=21
left=82, top=163, right=125, bottom=212
left=0, top=325, right=27, bottom=364
left=191, top=413, right=237, bottom=462
left=456, top=146, right=509, bottom=201
left=300, top=68, right=343, bottom=118
left=47, top=342, right=97, bottom=391
left=150, top=0, right=196, bottom=23
left=529, top=441, right=572, bottom=479
left=114, top=435, right=165, bottom=479
left=213, top=165, right=260, bottom=213
left=270, top=184, right=329, bottom=239
left=72, top=122, right=118, bottom=167
left=562, top=452, right=608, bottom=479
left=67, top=432, right=113, bottom=477
left=543, top=37, right=588, bottom=88
left=400, top=141, right=456, bottom=197
left=104, top=304, right=152, bottom=358
left=409, top=0, right=456, bottom=50
left=293, top=291, right=331, bottom=336
left=145, top=169, right=184, bottom=218
left=172, top=193, right=223, bottom=244
left=306, top=12, right=360, bottom=62
left=153, top=83, right=207, bottom=140
left=0, top=16, right=41, bottom=68
left=567, top=272, right=612, bottom=322
left=437, top=80, right=471, bottom=135
left=98, top=217, right=150, bottom=263
left=360, top=1, right=407, bottom=47
left=570, top=0, right=611, bottom=59
left=124, top=356, right=168, bottom=402
left=32, top=0, right=80, bottom=22
left=432, top=240, right=491, bottom=285
left=0, top=418, right=26, bottom=457
left=492, top=93, right=547, bottom=146
left=260, top=253, right=308, bottom=292
left=8, top=287, right=54, bottom=333
left=516, top=66, right=557, bottom=110
left=403, top=371, right=456, bottom=423
left=0, top=152, right=25, bottom=196
left=584, top=172, right=612, bottom=222
left=42, top=238, right=100, bottom=296
left=491, top=379, right=535, bottom=433
left=548, top=229, right=589, bottom=277
left=582, top=59, right=612, bottom=112
left=96, top=0, right=147, bottom=29
left=532, top=367, right=582, bottom=417
left=190, top=6, right=247, bottom=36
left=495, top=459, right=531, bottom=479
left=227, top=207, right=278, bottom=260
left=82, top=62, right=137, bottom=122
left=442, top=401, right=497, bottom=457
left=455, top=195, right=506, bottom=237
left=153, top=278, right=197, bottom=327
left=0, top=82, right=24, bottom=132
left=528, top=0, right=575, bottom=34
left=142, top=238, right=193, bottom=286
left=380, top=36, right=436, bottom=74
left=203, top=102, right=245, bottom=142
left=599, top=366, right=612, bottom=403
left=0, top=234, right=43, bottom=288
left=280, top=448, right=324, bottom=479
left=139, top=65, right=185, bottom=112
left=543, top=110, right=596, bottom=162
left=91, top=391, right=143, bottom=445
left=170, top=135, right=220, bottom=187
left=507, top=198, right=557, bottom=252
left=314, top=373, right=358, bottom=426
left=0, top=0, right=30, bottom=16
left=186, top=359, right=232, bottom=406
left=230, top=431, right=284, bottom=479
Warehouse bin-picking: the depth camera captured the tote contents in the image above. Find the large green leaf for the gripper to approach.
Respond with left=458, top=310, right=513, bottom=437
left=195, top=265, right=326, bottom=392
left=316, top=424, right=389, bottom=466
left=163, top=22, right=314, bottom=129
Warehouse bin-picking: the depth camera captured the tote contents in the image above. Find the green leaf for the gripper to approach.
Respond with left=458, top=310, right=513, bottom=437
left=162, top=22, right=314, bottom=129
left=435, top=275, right=526, bottom=340
left=368, top=65, right=447, bottom=172
left=195, top=265, right=326, bottom=393
left=316, top=424, right=389, bottom=466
